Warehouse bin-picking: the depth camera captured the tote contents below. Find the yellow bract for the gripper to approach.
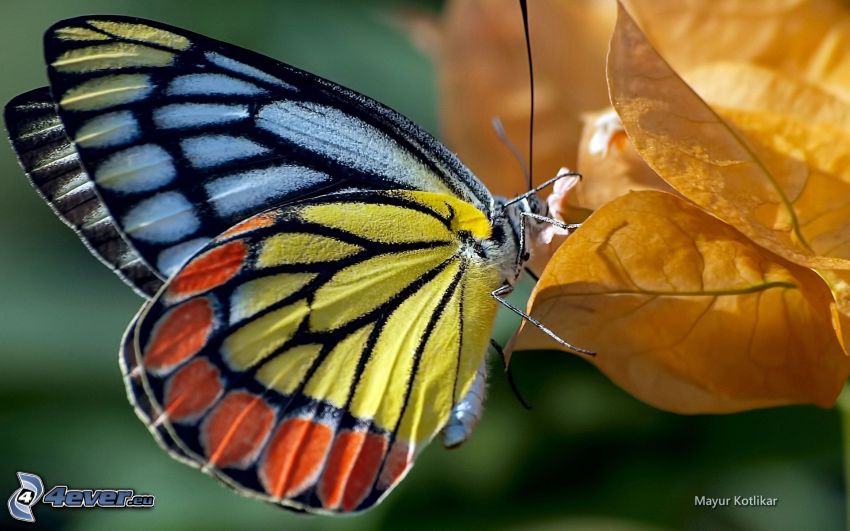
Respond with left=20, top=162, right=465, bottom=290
left=625, top=0, right=850, bottom=102
left=517, top=191, right=850, bottom=412
left=508, top=1, right=850, bottom=413
left=685, top=62, right=850, bottom=130
left=611, top=7, right=832, bottom=269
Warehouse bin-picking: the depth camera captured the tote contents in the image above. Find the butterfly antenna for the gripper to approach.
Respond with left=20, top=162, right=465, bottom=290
left=492, top=116, right=530, bottom=185
left=501, top=169, right=581, bottom=208
left=491, top=339, right=532, bottom=410
left=520, top=0, right=534, bottom=190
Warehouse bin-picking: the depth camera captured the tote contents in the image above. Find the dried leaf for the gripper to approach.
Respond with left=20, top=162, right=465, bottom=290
left=516, top=191, right=849, bottom=413
left=608, top=2, right=850, bottom=270
left=438, top=0, right=615, bottom=196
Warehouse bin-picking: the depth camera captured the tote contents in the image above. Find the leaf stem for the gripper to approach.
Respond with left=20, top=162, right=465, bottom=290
left=836, top=382, right=850, bottom=531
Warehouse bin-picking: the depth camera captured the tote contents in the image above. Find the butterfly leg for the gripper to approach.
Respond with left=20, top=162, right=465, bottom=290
left=515, top=210, right=582, bottom=269
left=491, top=284, right=595, bottom=356
left=441, top=356, right=488, bottom=449
left=523, top=267, right=539, bottom=282
left=522, top=212, right=581, bottom=233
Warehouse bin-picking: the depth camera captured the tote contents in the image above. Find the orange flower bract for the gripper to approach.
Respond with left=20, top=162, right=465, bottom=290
left=434, top=0, right=850, bottom=412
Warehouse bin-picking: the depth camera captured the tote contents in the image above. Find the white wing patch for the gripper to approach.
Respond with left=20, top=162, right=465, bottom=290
left=94, top=144, right=176, bottom=193
left=122, top=191, right=199, bottom=243
left=205, top=165, right=329, bottom=217
left=167, top=73, right=266, bottom=96
left=153, top=103, right=250, bottom=129
left=181, top=135, right=270, bottom=169
left=205, top=52, right=296, bottom=90
left=74, top=110, right=139, bottom=148
left=256, top=101, right=449, bottom=194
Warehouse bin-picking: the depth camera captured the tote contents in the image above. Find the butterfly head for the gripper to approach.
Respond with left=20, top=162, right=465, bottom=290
left=490, top=193, right=548, bottom=284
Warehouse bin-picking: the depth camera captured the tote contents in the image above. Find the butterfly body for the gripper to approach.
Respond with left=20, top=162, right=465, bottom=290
left=5, top=15, right=548, bottom=513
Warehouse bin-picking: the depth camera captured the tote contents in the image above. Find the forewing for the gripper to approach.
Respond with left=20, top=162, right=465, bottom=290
left=124, top=190, right=501, bottom=513
left=20, top=15, right=493, bottom=282
left=4, top=87, right=162, bottom=296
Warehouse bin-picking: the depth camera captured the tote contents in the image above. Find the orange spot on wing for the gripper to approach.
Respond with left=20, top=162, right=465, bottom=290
left=144, top=297, right=214, bottom=372
left=260, top=418, right=333, bottom=499
left=377, top=442, right=411, bottom=490
left=167, top=240, right=247, bottom=299
left=203, top=391, right=275, bottom=468
left=220, top=213, right=276, bottom=238
left=318, top=431, right=387, bottom=512
left=164, top=358, right=222, bottom=421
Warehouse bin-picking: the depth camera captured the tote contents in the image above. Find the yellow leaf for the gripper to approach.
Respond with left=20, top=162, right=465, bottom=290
left=516, top=191, right=850, bottom=413
left=438, top=0, right=614, bottom=196
left=627, top=0, right=850, bottom=101
left=701, top=101, right=850, bottom=349
left=817, top=269, right=850, bottom=353
left=608, top=2, right=850, bottom=270
left=714, top=108, right=850, bottom=262
left=686, top=61, right=850, bottom=131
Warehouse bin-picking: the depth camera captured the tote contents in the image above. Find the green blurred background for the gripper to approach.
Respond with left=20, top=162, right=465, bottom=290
left=0, top=1, right=845, bottom=530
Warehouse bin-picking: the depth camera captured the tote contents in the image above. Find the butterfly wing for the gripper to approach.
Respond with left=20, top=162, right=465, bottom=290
left=4, top=87, right=163, bottom=296
left=124, top=190, right=502, bottom=513
left=6, top=15, right=493, bottom=291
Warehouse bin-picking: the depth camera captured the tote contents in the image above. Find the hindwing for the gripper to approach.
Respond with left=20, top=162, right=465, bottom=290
left=123, top=190, right=502, bottom=513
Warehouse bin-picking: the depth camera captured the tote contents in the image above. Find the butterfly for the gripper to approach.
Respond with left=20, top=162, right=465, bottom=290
left=4, top=15, right=584, bottom=514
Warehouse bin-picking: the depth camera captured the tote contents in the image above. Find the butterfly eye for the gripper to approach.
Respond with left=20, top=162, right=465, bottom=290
left=528, top=195, right=547, bottom=216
